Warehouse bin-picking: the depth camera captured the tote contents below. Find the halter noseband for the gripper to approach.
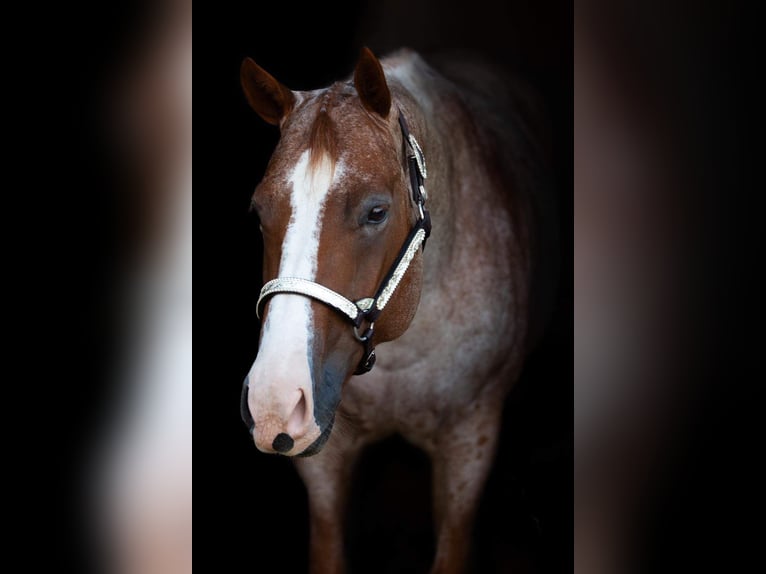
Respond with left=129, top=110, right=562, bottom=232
left=256, top=110, right=432, bottom=375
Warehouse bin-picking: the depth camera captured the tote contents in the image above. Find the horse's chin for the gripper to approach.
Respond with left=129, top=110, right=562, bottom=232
left=295, top=416, right=335, bottom=457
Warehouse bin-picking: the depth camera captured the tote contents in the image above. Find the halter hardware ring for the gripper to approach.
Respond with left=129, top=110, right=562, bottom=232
left=354, top=323, right=375, bottom=342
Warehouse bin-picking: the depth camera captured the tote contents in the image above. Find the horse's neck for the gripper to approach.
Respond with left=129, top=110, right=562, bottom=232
left=389, top=55, right=489, bottom=282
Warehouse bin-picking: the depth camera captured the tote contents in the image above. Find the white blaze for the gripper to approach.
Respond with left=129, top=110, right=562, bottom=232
left=247, top=150, right=336, bottom=425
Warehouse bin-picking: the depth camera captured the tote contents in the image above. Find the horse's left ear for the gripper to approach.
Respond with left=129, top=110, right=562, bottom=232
left=354, top=47, right=391, bottom=118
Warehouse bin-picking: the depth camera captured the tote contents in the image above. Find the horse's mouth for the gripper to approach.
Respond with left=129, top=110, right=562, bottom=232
left=295, top=416, right=335, bottom=457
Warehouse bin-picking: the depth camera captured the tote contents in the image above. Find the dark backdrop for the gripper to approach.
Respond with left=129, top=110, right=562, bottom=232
left=198, top=1, right=572, bottom=572
left=6, top=1, right=765, bottom=573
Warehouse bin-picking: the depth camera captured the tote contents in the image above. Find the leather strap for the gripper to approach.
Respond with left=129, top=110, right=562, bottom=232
left=257, top=277, right=363, bottom=325
left=255, top=222, right=429, bottom=328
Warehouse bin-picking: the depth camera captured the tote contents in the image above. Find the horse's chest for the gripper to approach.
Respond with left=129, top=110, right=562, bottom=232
left=339, top=317, right=516, bottom=439
left=340, top=369, right=443, bottom=439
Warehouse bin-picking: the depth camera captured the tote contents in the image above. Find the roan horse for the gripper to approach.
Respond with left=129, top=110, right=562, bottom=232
left=240, top=47, right=553, bottom=573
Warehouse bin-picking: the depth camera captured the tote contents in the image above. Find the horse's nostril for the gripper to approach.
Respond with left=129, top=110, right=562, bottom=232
left=272, top=433, right=294, bottom=453
left=287, top=390, right=308, bottom=437
left=240, top=377, right=254, bottom=432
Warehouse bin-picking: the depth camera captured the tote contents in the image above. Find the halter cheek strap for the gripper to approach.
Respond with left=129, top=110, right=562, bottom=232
left=256, top=110, right=431, bottom=375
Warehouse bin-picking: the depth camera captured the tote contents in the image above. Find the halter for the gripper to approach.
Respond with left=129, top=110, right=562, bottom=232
left=256, top=110, right=432, bottom=375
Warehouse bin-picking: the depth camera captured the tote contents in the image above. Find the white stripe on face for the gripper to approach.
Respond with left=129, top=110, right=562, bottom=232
left=247, top=150, right=337, bottom=447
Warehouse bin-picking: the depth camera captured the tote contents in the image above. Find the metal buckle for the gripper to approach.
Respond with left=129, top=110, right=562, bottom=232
left=361, top=349, right=376, bottom=371
left=356, top=297, right=374, bottom=311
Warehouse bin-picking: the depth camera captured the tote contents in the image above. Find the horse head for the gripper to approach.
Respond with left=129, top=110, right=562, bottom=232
left=240, top=48, right=428, bottom=456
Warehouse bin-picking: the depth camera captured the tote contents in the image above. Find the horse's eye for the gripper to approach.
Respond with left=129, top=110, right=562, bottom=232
left=366, top=206, right=389, bottom=224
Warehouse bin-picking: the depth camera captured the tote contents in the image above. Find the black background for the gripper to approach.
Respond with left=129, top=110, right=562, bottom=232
left=1, top=0, right=766, bottom=572
left=198, top=1, right=572, bottom=572
left=3, top=1, right=764, bottom=573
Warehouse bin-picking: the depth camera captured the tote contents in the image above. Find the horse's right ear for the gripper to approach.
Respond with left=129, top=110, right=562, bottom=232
left=240, top=57, right=296, bottom=126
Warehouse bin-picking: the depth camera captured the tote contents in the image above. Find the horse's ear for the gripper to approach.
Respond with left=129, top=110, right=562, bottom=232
left=354, top=47, right=391, bottom=118
left=240, top=57, right=296, bottom=126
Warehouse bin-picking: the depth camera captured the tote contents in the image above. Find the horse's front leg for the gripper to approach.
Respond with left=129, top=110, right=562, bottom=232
left=428, top=399, right=504, bottom=574
left=294, top=427, right=364, bottom=574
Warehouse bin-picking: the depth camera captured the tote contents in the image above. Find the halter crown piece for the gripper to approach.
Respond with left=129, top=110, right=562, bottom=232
left=256, top=109, right=432, bottom=375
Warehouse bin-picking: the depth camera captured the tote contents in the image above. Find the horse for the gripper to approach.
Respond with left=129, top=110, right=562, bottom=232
left=240, top=47, right=553, bottom=574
